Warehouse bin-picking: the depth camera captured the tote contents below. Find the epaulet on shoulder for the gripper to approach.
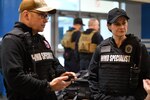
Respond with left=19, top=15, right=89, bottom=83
left=100, top=37, right=110, bottom=46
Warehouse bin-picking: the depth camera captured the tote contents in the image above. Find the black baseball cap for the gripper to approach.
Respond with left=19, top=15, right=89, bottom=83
left=73, top=18, right=85, bottom=26
left=107, top=8, right=129, bottom=24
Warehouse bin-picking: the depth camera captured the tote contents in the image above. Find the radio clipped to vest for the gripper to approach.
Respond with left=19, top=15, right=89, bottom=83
left=78, top=31, right=97, bottom=53
left=61, top=30, right=76, bottom=50
left=129, top=64, right=140, bottom=90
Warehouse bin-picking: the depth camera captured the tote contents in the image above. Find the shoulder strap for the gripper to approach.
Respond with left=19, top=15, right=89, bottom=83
left=64, top=29, right=76, bottom=37
left=3, top=29, right=38, bottom=76
left=129, top=42, right=142, bottom=90
left=81, top=30, right=96, bottom=37
left=89, top=30, right=96, bottom=38
left=134, top=42, right=142, bottom=69
left=61, top=29, right=77, bottom=49
left=80, top=30, right=96, bottom=42
left=4, top=28, right=32, bottom=48
left=127, top=34, right=142, bottom=69
left=100, top=37, right=111, bottom=46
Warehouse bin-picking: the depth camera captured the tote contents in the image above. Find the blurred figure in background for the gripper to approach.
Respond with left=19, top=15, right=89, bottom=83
left=77, top=18, right=103, bottom=70
left=61, top=18, right=84, bottom=73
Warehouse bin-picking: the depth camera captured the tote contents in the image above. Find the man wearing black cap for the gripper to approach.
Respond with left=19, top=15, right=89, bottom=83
left=1, top=0, right=77, bottom=100
left=61, top=17, right=84, bottom=73
left=88, top=8, right=150, bottom=100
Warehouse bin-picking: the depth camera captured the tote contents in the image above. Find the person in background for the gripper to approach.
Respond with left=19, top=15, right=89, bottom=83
left=88, top=8, right=150, bottom=100
left=61, top=18, right=84, bottom=73
left=77, top=18, right=103, bottom=70
left=143, top=79, right=150, bottom=100
left=1, top=0, right=76, bottom=100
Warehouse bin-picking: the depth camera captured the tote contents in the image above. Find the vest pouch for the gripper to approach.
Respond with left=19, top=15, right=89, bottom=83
left=70, top=42, right=75, bottom=49
left=89, top=44, right=97, bottom=53
left=61, top=30, right=76, bottom=49
left=129, top=66, right=140, bottom=89
left=78, top=31, right=96, bottom=53
left=61, top=40, right=70, bottom=48
left=78, top=42, right=90, bottom=53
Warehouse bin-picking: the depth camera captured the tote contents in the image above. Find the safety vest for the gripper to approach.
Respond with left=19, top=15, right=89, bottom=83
left=98, top=37, right=141, bottom=95
left=61, top=30, right=76, bottom=50
left=78, top=31, right=97, bottom=53
left=4, top=29, right=56, bottom=81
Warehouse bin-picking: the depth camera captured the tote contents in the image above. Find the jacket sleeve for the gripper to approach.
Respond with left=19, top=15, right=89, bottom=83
left=88, top=45, right=101, bottom=99
left=140, top=44, right=150, bottom=78
left=1, top=35, right=49, bottom=97
left=135, top=43, right=150, bottom=100
left=74, top=31, right=81, bottom=61
left=92, top=32, right=104, bottom=45
left=53, top=57, right=66, bottom=77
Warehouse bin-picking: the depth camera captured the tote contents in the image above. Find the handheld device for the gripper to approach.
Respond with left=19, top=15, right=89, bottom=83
left=65, top=75, right=74, bottom=82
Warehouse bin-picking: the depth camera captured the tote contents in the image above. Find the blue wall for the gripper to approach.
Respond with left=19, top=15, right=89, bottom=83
left=0, top=0, right=21, bottom=96
left=142, top=3, right=150, bottom=39
left=0, top=0, right=3, bottom=36
left=0, top=0, right=21, bottom=37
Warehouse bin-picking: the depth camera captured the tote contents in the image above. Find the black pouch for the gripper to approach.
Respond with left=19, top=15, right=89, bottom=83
left=129, top=65, right=140, bottom=89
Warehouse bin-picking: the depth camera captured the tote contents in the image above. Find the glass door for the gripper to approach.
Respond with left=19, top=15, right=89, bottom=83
left=57, top=16, right=74, bottom=66
left=100, top=19, right=112, bottom=39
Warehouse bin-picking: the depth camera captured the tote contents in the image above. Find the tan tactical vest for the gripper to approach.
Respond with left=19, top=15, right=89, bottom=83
left=78, top=31, right=97, bottom=53
left=61, top=30, right=76, bottom=49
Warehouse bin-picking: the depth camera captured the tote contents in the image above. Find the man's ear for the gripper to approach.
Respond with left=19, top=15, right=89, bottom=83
left=22, top=10, right=30, bottom=21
